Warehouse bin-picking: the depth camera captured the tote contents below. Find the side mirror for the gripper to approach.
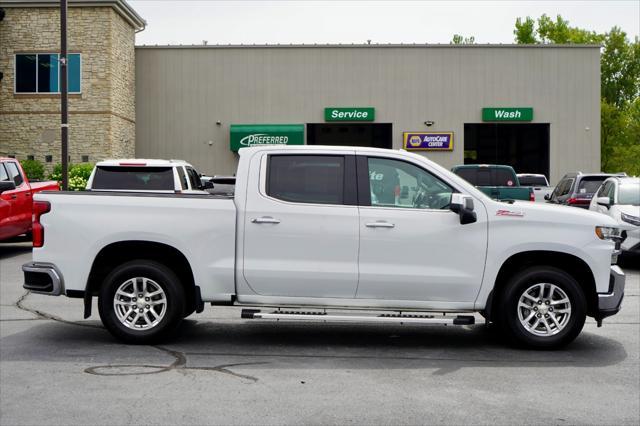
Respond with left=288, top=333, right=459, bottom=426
left=0, top=181, right=17, bottom=194
left=596, top=196, right=611, bottom=208
left=201, top=181, right=215, bottom=190
left=544, top=194, right=551, bottom=201
left=450, top=193, right=477, bottom=225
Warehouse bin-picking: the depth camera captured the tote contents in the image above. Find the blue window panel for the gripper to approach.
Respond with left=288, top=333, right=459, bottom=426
left=37, top=54, right=59, bottom=93
left=68, top=54, right=81, bottom=93
left=15, top=54, right=37, bottom=92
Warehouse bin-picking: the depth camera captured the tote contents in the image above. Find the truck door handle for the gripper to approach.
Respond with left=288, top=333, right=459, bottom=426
left=10, top=195, right=17, bottom=200
left=365, top=221, right=395, bottom=228
left=252, top=216, right=281, bottom=224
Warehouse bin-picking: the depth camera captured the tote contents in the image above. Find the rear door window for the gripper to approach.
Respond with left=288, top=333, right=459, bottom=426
left=91, top=166, right=175, bottom=190
left=186, top=167, right=202, bottom=190
left=176, top=166, right=189, bottom=190
left=267, top=155, right=345, bottom=205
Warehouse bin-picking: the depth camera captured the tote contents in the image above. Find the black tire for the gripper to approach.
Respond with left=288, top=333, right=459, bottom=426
left=98, top=260, right=185, bottom=344
left=498, top=266, right=586, bottom=349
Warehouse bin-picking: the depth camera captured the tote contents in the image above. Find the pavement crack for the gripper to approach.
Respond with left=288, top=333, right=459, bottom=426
left=84, top=345, right=265, bottom=382
left=15, top=290, right=101, bottom=329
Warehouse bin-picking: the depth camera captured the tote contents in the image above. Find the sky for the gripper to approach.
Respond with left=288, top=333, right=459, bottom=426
left=129, top=0, right=640, bottom=46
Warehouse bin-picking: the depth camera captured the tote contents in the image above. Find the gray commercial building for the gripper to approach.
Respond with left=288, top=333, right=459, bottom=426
left=135, top=44, right=601, bottom=183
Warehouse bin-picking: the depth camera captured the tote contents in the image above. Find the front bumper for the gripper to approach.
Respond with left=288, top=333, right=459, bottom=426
left=596, top=265, right=625, bottom=320
left=22, top=262, right=64, bottom=296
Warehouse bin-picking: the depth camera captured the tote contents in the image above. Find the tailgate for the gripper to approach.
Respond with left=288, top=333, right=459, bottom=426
left=29, top=181, right=60, bottom=192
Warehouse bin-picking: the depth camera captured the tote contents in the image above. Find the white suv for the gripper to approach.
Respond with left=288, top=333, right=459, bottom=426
left=86, top=159, right=210, bottom=193
left=590, top=176, right=640, bottom=253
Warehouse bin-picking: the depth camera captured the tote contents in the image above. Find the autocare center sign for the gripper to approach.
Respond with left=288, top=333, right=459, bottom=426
left=230, top=124, right=305, bottom=152
left=403, top=132, right=454, bottom=151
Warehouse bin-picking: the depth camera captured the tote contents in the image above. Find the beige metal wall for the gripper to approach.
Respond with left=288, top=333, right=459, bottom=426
left=134, top=45, right=600, bottom=183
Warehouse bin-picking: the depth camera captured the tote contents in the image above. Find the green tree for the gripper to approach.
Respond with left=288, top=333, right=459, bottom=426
left=20, top=159, right=45, bottom=181
left=514, top=15, right=640, bottom=175
left=514, top=17, right=537, bottom=44
left=451, top=34, right=475, bottom=44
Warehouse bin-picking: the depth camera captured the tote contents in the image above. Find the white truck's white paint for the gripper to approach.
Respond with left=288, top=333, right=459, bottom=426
left=33, top=146, right=620, bottom=313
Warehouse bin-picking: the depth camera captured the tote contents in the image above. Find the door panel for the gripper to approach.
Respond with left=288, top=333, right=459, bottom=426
left=242, top=153, right=359, bottom=298
left=357, top=156, right=488, bottom=302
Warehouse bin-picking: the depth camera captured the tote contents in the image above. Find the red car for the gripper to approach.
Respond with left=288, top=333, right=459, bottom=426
left=0, top=158, right=60, bottom=241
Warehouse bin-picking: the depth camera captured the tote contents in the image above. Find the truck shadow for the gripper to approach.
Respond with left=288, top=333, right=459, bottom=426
left=0, top=319, right=628, bottom=379
left=0, top=238, right=32, bottom=260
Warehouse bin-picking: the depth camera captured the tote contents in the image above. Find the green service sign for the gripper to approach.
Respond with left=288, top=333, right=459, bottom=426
left=325, top=107, right=375, bottom=122
left=230, top=124, right=305, bottom=152
left=482, top=107, right=533, bottom=122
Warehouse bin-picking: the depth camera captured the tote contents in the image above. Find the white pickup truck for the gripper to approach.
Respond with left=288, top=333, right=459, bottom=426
left=23, top=146, right=625, bottom=348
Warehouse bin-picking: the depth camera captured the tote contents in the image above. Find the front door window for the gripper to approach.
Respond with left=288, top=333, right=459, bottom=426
left=367, top=157, right=454, bottom=210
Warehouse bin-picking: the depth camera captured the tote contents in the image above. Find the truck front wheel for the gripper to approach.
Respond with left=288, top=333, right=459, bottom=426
left=498, top=266, right=586, bottom=349
left=98, top=260, right=185, bottom=344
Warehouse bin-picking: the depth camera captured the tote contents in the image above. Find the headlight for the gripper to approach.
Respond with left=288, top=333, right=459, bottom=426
left=595, top=226, right=622, bottom=241
left=621, top=212, right=640, bottom=227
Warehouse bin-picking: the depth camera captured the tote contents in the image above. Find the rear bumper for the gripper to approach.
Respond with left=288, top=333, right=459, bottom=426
left=596, top=265, right=625, bottom=319
left=22, top=262, right=64, bottom=296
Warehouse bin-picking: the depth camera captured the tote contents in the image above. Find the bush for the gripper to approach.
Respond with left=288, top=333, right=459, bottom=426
left=48, top=163, right=95, bottom=191
left=20, top=159, right=45, bottom=181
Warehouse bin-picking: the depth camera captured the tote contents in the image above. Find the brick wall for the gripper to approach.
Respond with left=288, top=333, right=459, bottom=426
left=0, top=6, right=137, bottom=169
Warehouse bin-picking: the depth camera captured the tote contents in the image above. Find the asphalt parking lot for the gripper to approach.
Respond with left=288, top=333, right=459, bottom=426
left=1, top=240, right=638, bottom=425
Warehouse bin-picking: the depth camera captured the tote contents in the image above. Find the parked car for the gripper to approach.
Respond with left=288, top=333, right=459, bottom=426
left=589, top=176, right=640, bottom=254
left=86, top=159, right=212, bottom=193
left=451, top=164, right=534, bottom=201
left=517, top=173, right=554, bottom=203
left=0, top=158, right=59, bottom=241
left=547, top=172, right=626, bottom=208
left=23, top=146, right=624, bottom=348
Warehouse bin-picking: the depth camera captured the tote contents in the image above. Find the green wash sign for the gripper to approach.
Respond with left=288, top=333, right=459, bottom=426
left=325, top=107, right=375, bottom=121
left=482, top=107, right=533, bottom=122
left=230, top=124, right=305, bottom=152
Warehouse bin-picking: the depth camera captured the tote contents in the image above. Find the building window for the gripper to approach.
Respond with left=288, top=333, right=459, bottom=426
left=14, top=53, right=81, bottom=94
left=81, top=155, right=89, bottom=163
left=45, top=155, right=53, bottom=163
left=27, top=155, right=35, bottom=160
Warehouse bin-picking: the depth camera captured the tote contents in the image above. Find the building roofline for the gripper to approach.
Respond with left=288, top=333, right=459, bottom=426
left=0, top=0, right=146, bottom=31
left=135, top=43, right=602, bottom=49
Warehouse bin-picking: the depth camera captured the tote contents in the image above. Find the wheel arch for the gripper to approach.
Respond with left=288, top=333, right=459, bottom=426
left=84, top=240, right=197, bottom=317
left=485, top=250, right=598, bottom=321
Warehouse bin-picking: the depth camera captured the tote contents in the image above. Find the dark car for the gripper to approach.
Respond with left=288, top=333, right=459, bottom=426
left=547, top=172, right=626, bottom=208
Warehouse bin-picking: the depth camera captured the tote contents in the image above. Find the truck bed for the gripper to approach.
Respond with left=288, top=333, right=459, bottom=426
left=32, top=191, right=237, bottom=301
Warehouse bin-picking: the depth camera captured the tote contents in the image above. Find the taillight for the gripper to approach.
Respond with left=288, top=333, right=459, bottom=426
left=568, top=197, right=590, bottom=205
left=32, top=201, right=51, bottom=248
left=529, top=189, right=535, bottom=202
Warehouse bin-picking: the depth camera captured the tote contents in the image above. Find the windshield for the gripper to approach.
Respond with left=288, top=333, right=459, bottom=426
left=618, top=184, right=640, bottom=206
left=92, top=166, right=175, bottom=190
left=518, top=176, right=548, bottom=186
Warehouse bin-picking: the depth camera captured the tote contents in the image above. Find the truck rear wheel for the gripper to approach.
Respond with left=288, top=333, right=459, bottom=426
left=98, top=260, right=185, bottom=344
left=498, top=266, right=586, bottom=349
